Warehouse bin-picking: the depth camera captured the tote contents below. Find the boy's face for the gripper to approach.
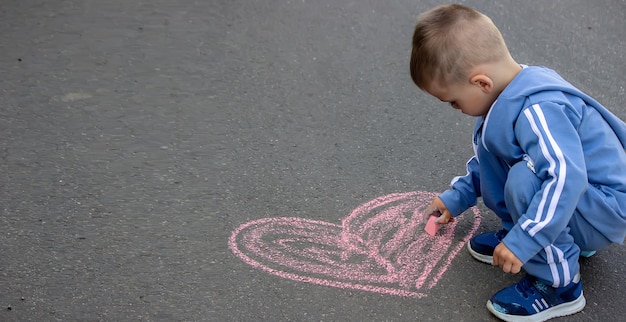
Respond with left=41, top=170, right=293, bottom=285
left=425, top=79, right=494, bottom=117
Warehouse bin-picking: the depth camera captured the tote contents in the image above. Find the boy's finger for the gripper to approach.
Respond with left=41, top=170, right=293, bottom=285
left=422, top=207, right=441, bottom=220
left=435, top=213, right=448, bottom=224
left=435, top=211, right=454, bottom=224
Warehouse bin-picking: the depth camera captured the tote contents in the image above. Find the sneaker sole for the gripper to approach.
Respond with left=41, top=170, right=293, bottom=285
left=486, top=292, right=586, bottom=322
left=467, top=241, right=493, bottom=264
left=580, top=250, right=596, bottom=258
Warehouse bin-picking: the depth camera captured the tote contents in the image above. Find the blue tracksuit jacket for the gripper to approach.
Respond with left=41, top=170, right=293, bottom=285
left=439, top=66, right=626, bottom=265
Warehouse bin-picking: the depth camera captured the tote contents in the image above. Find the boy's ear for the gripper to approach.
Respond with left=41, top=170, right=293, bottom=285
left=470, top=74, right=493, bottom=93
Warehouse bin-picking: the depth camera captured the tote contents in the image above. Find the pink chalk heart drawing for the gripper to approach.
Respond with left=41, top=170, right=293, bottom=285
left=229, top=191, right=481, bottom=298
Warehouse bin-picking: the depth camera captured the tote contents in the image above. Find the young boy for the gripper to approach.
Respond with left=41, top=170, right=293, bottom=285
left=411, top=4, right=626, bottom=321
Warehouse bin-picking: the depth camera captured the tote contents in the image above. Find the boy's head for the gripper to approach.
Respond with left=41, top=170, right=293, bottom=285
left=409, top=4, right=510, bottom=91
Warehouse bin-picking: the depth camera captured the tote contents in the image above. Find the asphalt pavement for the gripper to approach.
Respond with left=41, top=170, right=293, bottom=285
left=1, top=0, right=625, bottom=321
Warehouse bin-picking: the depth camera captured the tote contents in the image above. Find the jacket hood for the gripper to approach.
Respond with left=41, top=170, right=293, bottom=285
left=480, top=66, right=626, bottom=160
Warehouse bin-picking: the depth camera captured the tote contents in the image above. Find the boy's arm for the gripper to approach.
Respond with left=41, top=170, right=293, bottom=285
left=502, top=102, right=587, bottom=264
left=438, top=156, right=481, bottom=217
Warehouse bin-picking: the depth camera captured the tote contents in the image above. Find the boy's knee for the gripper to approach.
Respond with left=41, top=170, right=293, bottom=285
left=505, top=161, right=542, bottom=217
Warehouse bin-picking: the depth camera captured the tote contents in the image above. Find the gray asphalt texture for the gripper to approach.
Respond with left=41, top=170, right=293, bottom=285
left=1, top=0, right=625, bottom=321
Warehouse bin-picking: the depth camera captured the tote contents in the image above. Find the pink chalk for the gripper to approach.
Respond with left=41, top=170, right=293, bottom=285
left=424, top=214, right=440, bottom=236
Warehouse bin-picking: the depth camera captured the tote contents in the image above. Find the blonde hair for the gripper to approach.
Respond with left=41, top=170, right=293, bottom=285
left=410, top=4, right=510, bottom=89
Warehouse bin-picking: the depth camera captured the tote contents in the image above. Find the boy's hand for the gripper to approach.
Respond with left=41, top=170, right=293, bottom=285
left=493, top=242, right=523, bottom=274
left=423, top=197, right=453, bottom=224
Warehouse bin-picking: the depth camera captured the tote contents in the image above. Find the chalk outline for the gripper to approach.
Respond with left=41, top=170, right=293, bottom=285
left=229, top=191, right=481, bottom=298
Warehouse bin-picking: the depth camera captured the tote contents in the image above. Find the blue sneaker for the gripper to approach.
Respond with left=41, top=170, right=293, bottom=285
left=487, top=274, right=586, bottom=321
left=467, top=229, right=508, bottom=264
